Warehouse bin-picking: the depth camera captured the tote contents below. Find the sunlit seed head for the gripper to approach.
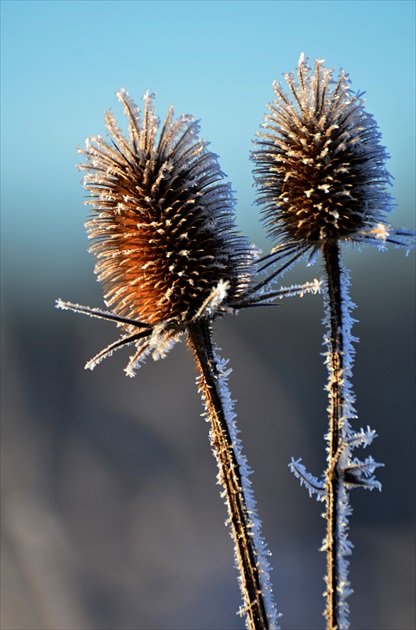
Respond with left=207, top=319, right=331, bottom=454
left=79, top=90, right=255, bottom=327
left=252, top=54, right=393, bottom=247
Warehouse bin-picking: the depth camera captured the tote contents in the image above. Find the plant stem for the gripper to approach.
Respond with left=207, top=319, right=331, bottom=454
left=322, top=240, right=347, bottom=630
left=187, top=319, right=276, bottom=630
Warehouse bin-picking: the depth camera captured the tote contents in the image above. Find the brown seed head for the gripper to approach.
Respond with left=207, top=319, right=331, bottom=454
left=252, top=54, right=393, bottom=249
left=79, top=90, right=254, bottom=328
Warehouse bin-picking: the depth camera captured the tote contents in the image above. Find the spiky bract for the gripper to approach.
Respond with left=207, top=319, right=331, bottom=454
left=252, top=54, right=394, bottom=251
left=80, top=90, right=254, bottom=328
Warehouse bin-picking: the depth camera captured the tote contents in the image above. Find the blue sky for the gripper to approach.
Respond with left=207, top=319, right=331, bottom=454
left=1, top=0, right=415, bottom=304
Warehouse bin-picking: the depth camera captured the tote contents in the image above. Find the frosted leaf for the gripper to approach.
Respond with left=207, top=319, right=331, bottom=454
left=346, top=426, right=378, bottom=449
left=289, top=458, right=325, bottom=500
left=343, top=456, right=384, bottom=491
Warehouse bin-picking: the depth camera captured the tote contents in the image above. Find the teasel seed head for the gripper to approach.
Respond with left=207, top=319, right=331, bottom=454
left=81, top=90, right=254, bottom=325
left=60, top=90, right=258, bottom=374
left=252, top=54, right=409, bottom=254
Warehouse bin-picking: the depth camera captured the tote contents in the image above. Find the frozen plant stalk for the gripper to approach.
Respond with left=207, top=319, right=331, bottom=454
left=56, top=91, right=282, bottom=628
left=252, top=54, right=414, bottom=629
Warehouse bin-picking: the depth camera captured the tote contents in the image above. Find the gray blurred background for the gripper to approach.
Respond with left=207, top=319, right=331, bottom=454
left=2, top=247, right=414, bottom=630
left=1, top=2, right=415, bottom=629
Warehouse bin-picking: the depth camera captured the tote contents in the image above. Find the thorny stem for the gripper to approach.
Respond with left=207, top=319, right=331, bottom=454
left=187, top=320, right=272, bottom=630
left=322, top=240, right=346, bottom=630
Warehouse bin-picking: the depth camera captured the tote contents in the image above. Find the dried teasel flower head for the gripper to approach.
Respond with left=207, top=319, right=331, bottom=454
left=58, top=90, right=257, bottom=375
left=82, top=90, right=254, bottom=324
left=252, top=54, right=414, bottom=256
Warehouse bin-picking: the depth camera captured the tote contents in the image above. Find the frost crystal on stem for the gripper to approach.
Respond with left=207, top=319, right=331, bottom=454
left=56, top=90, right=281, bottom=627
left=253, top=54, right=414, bottom=629
left=188, top=321, right=279, bottom=629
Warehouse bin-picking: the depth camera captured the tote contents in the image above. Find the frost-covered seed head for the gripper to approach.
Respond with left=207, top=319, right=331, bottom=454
left=252, top=54, right=393, bottom=247
left=79, top=90, right=254, bottom=328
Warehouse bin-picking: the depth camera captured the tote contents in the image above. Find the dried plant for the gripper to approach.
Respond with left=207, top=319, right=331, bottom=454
left=252, top=54, right=414, bottom=629
left=55, top=90, right=316, bottom=628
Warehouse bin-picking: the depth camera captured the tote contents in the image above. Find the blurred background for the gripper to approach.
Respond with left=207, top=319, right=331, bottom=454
left=1, top=1, right=415, bottom=628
